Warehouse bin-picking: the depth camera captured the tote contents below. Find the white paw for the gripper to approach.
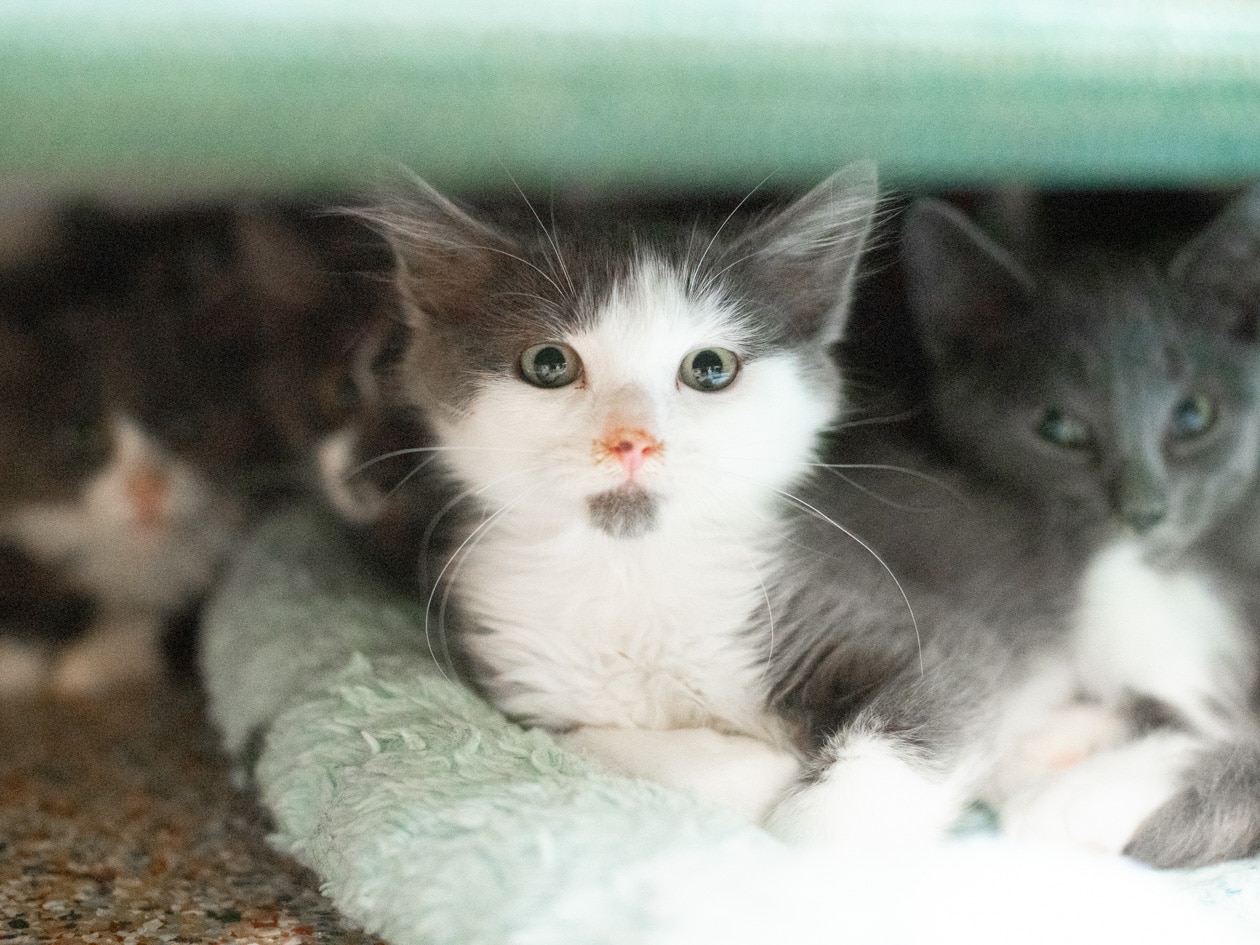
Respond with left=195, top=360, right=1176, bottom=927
left=766, top=734, right=967, bottom=850
left=50, top=614, right=164, bottom=696
left=561, top=725, right=801, bottom=822
left=1000, top=731, right=1198, bottom=855
left=0, top=639, right=53, bottom=697
left=990, top=702, right=1129, bottom=801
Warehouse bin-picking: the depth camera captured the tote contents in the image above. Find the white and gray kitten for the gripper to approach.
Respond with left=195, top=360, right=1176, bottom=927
left=0, top=207, right=386, bottom=696
left=332, top=166, right=1079, bottom=847
left=0, top=310, right=243, bottom=696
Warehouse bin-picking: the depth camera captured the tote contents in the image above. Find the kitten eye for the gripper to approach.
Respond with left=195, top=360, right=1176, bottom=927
left=679, top=347, right=739, bottom=392
left=520, top=343, right=582, bottom=389
left=1169, top=393, right=1216, bottom=440
left=1037, top=407, right=1094, bottom=450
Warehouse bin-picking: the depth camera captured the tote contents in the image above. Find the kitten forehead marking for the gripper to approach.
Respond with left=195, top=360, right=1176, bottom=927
left=568, top=255, right=760, bottom=386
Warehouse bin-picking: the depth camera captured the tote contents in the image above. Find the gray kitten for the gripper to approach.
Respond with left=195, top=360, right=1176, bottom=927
left=892, top=191, right=1260, bottom=866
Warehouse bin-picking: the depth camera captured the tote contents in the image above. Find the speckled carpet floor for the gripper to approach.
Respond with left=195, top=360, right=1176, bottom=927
left=0, top=683, right=381, bottom=945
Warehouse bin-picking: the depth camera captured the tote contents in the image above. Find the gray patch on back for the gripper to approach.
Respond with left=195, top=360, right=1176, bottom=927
left=586, top=488, right=658, bottom=539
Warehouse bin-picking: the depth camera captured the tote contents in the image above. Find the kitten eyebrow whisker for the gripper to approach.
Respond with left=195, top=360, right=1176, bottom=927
left=689, top=173, right=775, bottom=294
left=505, top=169, right=576, bottom=300
left=493, top=290, right=568, bottom=313
left=472, top=243, right=567, bottom=298
left=704, top=207, right=876, bottom=289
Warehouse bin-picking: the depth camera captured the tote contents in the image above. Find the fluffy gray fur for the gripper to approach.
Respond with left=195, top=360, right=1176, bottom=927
left=892, top=190, right=1260, bottom=867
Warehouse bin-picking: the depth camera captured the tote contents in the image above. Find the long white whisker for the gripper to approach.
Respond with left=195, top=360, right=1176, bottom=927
left=767, top=485, right=923, bottom=676
left=806, top=462, right=971, bottom=508
left=695, top=486, right=778, bottom=681
left=381, top=455, right=441, bottom=500
left=474, top=243, right=566, bottom=298
left=685, top=460, right=925, bottom=677
left=832, top=406, right=923, bottom=430
left=417, top=464, right=547, bottom=585
left=506, top=169, right=576, bottom=299
left=350, top=446, right=536, bottom=481
left=817, top=467, right=930, bottom=514
left=690, top=173, right=775, bottom=292
left=348, top=444, right=540, bottom=479
left=418, top=467, right=543, bottom=679
left=430, top=481, right=543, bottom=679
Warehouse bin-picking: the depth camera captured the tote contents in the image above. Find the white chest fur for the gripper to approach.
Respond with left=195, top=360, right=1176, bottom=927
left=452, top=517, right=783, bottom=742
left=1074, top=539, right=1255, bottom=736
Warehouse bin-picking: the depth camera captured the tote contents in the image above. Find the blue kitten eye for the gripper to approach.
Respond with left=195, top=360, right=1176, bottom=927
left=1037, top=408, right=1094, bottom=450
left=1170, top=393, right=1216, bottom=440
left=520, top=343, right=582, bottom=388
left=679, top=347, right=739, bottom=392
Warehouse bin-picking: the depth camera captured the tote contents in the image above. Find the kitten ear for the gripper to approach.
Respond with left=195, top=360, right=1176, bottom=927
left=1168, top=187, right=1260, bottom=339
left=902, top=199, right=1034, bottom=360
left=360, top=181, right=519, bottom=328
left=734, top=162, right=879, bottom=342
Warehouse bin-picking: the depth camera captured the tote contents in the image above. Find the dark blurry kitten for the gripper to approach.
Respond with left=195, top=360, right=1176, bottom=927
left=0, top=205, right=392, bottom=695
left=0, top=543, right=95, bottom=695
left=896, top=190, right=1260, bottom=866
left=100, top=208, right=392, bottom=494
left=0, top=311, right=241, bottom=695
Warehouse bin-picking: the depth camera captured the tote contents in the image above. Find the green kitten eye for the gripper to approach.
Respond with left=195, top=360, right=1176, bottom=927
left=520, top=343, right=582, bottom=389
left=1170, top=393, right=1216, bottom=440
left=679, top=347, right=739, bottom=392
left=1037, top=407, right=1094, bottom=450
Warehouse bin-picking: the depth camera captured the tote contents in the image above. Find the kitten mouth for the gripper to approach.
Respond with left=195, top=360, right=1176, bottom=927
left=586, top=486, right=658, bottom=539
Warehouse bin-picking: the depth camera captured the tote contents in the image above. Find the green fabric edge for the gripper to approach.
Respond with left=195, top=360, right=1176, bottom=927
left=3, top=0, right=1260, bottom=198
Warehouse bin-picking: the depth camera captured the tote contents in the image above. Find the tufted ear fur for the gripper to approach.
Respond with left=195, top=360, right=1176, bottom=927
left=1168, top=187, right=1260, bottom=342
left=361, top=182, right=523, bottom=332
left=902, top=198, right=1035, bottom=362
left=729, top=162, right=879, bottom=344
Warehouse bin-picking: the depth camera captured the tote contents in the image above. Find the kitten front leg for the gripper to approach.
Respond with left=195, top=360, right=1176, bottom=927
left=0, top=638, right=54, bottom=696
left=988, top=701, right=1131, bottom=803
left=561, top=725, right=801, bottom=823
left=999, top=730, right=1201, bottom=856
left=50, top=608, right=164, bottom=695
left=765, top=725, right=975, bottom=850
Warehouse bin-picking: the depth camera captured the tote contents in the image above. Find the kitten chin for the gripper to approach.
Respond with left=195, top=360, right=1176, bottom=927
left=586, top=486, right=658, bottom=539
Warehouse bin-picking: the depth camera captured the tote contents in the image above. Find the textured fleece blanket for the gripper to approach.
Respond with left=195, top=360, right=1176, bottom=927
left=202, top=507, right=1260, bottom=945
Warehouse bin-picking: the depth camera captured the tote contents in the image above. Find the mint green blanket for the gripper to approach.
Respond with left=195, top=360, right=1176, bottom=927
left=3, top=1, right=1260, bottom=198
left=202, top=508, right=1260, bottom=944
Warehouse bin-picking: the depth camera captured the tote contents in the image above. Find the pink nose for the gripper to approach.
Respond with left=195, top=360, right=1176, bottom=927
left=125, top=464, right=170, bottom=531
left=602, top=428, right=660, bottom=477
